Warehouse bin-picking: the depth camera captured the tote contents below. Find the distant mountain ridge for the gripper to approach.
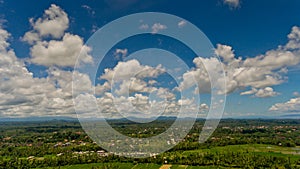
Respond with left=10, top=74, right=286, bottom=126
left=0, top=114, right=299, bottom=122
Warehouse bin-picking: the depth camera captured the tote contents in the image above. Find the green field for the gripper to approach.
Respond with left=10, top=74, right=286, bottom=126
left=37, top=163, right=160, bottom=169
left=35, top=144, right=300, bottom=169
left=184, top=144, right=300, bottom=156
left=37, top=163, right=227, bottom=169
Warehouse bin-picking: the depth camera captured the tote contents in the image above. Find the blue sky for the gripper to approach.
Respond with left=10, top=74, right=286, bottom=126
left=0, top=0, right=300, bottom=118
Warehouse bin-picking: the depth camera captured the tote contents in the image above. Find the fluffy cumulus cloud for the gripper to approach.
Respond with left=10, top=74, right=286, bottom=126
left=98, top=59, right=169, bottom=99
left=22, top=4, right=93, bottom=67
left=215, top=44, right=235, bottom=63
left=30, top=33, right=92, bottom=67
left=269, top=97, right=300, bottom=113
left=1, top=5, right=207, bottom=119
left=0, top=23, right=98, bottom=118
left=286, top=26, right=300, bottom=50
left=151, top=23, right=167, bottom=34
left=100, top=59, right=165, bottom=82
left=48, top=68, right=94, bottom=97
left=114, top=48, right=128, bottom=60
left=0, top=27, right=75, bottom=117
left=255, top=87, right=279, bottom=98
left=178, top=26, right=300, bottom=98
left=177, top=57, right=216, bottom=94
left=0, top=4, right=96, bottom=117
left=23, top=4, right=69, bottom=40
left=3, top=3, right=300, bottom=118
left=0, top=28, right=10, bottom=51
left=218, top=46, right=284, bottom=92
left=91, top=58, right=206, bottom=118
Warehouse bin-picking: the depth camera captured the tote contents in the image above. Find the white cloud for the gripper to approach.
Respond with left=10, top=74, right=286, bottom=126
left=148, top=79, right=157, bottom=85
left=229, top=27, right=300, bottom=93
left=98, top=59, right=167, bottom=104
left=178, top=98, right=194, bottom=106
left=114, top=48, right=128, bottom=60
left=0, top=26, right=97, bottom=118
left=0, top=64, right=95, bottom=118
left=178, top=56, right=226, bottom=94
left=285, top=26, right=300, bottom=50
left=113, top=78, right=156, bottom=96
left=0, top=39, right=198, bottom=118
left=269, top=97, right=300, bottom=112
left=95, top=92, right=173, bottom=119
left=254, top=87, right=279, bottom=98
left=3, top=5, right=300, bottom=119
left=240, top=88, right=257, bottom=96
left=23, top=4, right=93, bottom=67
left=95, top=82, right=110, bottom=95
left=155, top=87, right=175, bottom=100
left=138, top=23, right=167, bottom=33
left=0, top=9, right=181, bottom=119
left=178, top=20, right=187, bottom=28
left=28, top=4, right=69, bottom=39
left=0, top=28, right=10, bottom=51
left=200, top=103, right=209, bottom=110
left=48, top=68, right=94, bottom=97
left=151, top=23, right=167, bottom=34
left=177, top=61, right=211, bottom=94
left=30, top=33, right=93, bottom=67
left=178, top=26, right=300, bottom=97
left=91, top=25, right=300, bottom=118
left=243, top=50, right=300, bottom=70
left=0, top=27, right=76, bottom=117
left=93, top=58, right=204, bottom=118
left=1, top=68, right=80, bottom=116
left=234, top=68, right=283, bottom=88
left=22, top=31, right=40, bottom=45
left=74, top=94, right=98, bottom=117
left=215, top=44, right=235, bottom=63
left=223, top=0, right=240, bottom=9
left=100, top=59, right=165, bottom=82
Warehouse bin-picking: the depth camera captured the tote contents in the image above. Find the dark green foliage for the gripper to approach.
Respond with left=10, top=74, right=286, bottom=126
left=0, top=119, right=300, bottom=168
